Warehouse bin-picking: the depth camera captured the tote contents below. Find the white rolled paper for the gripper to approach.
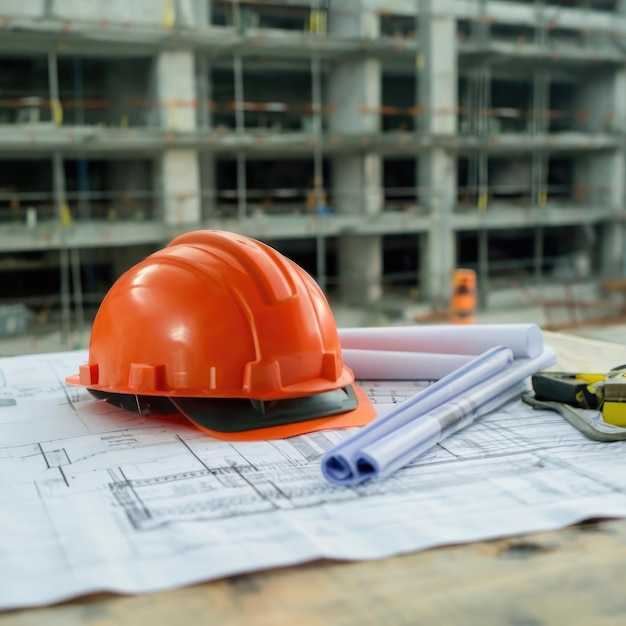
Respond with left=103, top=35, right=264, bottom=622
left=338, top=324, right=544, bottom=359
left=322, top=345, right=557, bottom=486
left=342, top=349, right=474, bottom=380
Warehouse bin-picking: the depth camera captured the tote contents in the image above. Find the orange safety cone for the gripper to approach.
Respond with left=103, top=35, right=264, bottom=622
left=449, top=269, right=476, bottom=324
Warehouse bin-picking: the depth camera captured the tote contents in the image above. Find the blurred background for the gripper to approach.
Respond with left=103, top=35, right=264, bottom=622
left=1, top=0, right=626, bottom=355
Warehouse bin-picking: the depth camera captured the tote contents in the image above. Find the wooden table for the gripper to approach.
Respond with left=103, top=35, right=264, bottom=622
left=2, top=332, right=626, bottom=626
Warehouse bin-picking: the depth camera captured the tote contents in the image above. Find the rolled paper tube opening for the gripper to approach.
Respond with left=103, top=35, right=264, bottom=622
left=355, top=457, right=377, bottom=479
left=525, top=325, right=543, bottom=359
left=323, top=455, right=353, bottom=482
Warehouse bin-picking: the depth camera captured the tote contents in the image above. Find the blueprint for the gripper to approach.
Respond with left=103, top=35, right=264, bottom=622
left=1, top=350, right=626, bottom=610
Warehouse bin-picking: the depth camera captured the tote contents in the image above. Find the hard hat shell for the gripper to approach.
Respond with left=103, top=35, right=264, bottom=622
left=66, top=231, right=376, bottom=440
left=66, top=230, right=377, bottom=439
left=69, top=230, right=355, bottom=402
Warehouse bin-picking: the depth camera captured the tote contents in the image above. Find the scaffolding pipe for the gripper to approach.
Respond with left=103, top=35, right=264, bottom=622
left=72, top=58, right=93, bottom=221
left=310, top=25, right=326, bottom=291
left=535, top=3, right=546, bottom=47
left=531, top=70, right=550, bottom=206
left=49, top=52, right=72, bottom=343
left=196, top=52, right=216, bottom=220
left=51, top=153, right=66, bottom=224
left=233, top=53, right=247, bottom=220
left=466, top=64, right=490, bottom=210
left=72, top=58, right=85, bottom=126
left=478, top=228, right=489, bottom=310
left=534, top=227, right=544, bottom=284
left=70, top=248, right=84, bottom=341
left=52, top=153, right=71, bottom=344
left=47, top=50, right=60, bottom=125
left=472, top=0, right=489, bottom=44
left=59, top=248, right=71, bottom=347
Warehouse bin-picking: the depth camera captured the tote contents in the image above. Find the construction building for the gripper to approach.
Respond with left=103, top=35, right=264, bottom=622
left=1, top=0, right=626, bottom=338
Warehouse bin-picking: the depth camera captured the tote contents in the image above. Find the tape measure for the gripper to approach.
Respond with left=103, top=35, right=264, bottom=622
left=601, top=366, right=626, bottom=426
left=532, top=364, right=626, bottom=427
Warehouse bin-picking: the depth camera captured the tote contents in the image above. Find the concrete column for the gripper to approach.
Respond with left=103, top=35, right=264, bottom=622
left=418, top=0, right=457, bottom=137
left=572, top=67, right=626, bottom=206
left=612, top=68, right=626, bottom=232
left=178, top=0, right=210, bottom=26
left=598, top=222, right=626, bottom=279
left=590, top=146, right=626, bottom=278
left=574, top=69, right=620, bottom=134
left=156, top=50, right=201, bottom=226
left=573, top=66, right=626, bottom=278
left=156, top=50, right=196, bottom=132
left=327, top=0, right=383, bottom=304
left=615, top=67, right=626, bottom=135
left=338, top=236, right=383, bottom=304
left=574, top=150, right=625, bottom=210
left=161, top=151, right=201, bottom=225
left=331, top=153, right=382, bottom=216
left=329, top=0, right=378, bottom=39
left=418, top=0, right=458, bottom=306
left=419, top=149, right=456, bottom=307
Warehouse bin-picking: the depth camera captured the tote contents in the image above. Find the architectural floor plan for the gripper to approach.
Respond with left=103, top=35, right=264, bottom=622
left=1, top=351, right=626, bottom=609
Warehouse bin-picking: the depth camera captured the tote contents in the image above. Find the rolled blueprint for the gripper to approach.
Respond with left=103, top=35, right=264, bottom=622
left=338, top=324, right=544, bottom=359
left=322, top=346, right=514, bottom=485
left=342, top=349, right=474, bottom=380
left=322, top=345, right=557, bottom=486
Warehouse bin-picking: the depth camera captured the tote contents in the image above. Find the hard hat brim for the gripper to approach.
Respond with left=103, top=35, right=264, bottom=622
left=173, top=383, right=377, bottom=441
left=85, top=383, right=377, bottom=441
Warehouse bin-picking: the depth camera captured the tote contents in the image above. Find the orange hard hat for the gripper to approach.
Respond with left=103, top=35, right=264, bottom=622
left=67, top=230, right=375, bottom=440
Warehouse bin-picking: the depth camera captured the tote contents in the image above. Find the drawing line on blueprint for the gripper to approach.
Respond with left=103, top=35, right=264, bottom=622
left=102, top=435, right=614, bottom=532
